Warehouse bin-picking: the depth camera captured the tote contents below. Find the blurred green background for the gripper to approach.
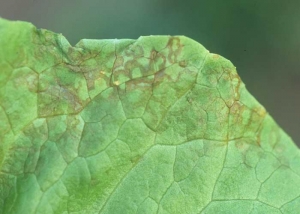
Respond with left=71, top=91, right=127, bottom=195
left=1, top=0, right=299, bottom=146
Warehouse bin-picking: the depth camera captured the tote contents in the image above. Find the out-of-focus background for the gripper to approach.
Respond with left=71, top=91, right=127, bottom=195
left=1, top=0, right=299, bottom=146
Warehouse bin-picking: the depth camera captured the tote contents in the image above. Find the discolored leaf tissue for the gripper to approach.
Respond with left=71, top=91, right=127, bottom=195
left=0, top=18, right=299, bottom=213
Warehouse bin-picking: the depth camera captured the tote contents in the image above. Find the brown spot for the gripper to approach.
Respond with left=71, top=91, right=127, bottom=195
left=212, top=54, right=220, bottom=59
left=125, top=45, right=144, bottom=57
left=150, top=50, right=158, bottom=60
left=166, top=37, right=183, bottom=64
left=125, top=75, right=154, bottom=91
left=179, top=60, right=187, bottom=67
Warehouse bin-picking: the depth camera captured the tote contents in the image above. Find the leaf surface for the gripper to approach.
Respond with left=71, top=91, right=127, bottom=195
left=0, top=18, right=299, bottom=214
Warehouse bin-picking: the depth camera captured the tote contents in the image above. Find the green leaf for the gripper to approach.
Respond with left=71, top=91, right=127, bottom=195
left=0, top=18, right=299, bottom=214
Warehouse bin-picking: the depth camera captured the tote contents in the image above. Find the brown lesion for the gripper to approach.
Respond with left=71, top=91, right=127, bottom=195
left=124, top=44, right=144, bottom=58
left=112, top=46, right=167, bottom=85
left=179, top=60, right=187, bottom=68
left=149, top=49, right=167, bottom=71
left=166, top=37, right=184, bottom=64
left=82, top=68, right=110, bottom=91
left=11, top=67, right=38, bottom=93
left=112, top=37, right=184, bottom=87
left=229, top=99, right=268, bottom=145
left=228, top=69, right=242, bottom=101
left=37, top=66, right=90, bottom=117
left=124, top=75, right=154, bottom=92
